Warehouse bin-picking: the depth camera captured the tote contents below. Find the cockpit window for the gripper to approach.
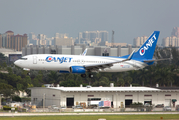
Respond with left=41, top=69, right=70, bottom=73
left=20, top=57, right=28, bottom=60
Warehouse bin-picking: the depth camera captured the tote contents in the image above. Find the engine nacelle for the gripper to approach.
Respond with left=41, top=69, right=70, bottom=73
left=70, top=66, right=86, bottom=74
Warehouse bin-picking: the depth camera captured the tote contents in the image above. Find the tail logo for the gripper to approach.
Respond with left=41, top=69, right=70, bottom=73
left=139, top=34, right=156, bottom=56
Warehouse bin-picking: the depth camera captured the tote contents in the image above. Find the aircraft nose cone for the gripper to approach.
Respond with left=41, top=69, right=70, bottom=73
left=14, top=60, right=20, bottom=66
left=14, top=60, right=17, bottom=65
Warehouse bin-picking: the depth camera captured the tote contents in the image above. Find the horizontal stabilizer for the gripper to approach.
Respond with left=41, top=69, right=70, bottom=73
left=143, top=58, right=171, bottom=63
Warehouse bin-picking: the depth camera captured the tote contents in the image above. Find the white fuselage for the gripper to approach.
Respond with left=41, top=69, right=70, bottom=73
left=14, top=54, right=147, bottom=73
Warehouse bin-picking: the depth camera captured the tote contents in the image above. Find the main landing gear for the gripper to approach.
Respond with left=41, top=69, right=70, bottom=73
left=81, top=73, right=94, bottom=78
left=89, top=74, right=93, bottom=78
left=81, top=74, right=86, bottom=78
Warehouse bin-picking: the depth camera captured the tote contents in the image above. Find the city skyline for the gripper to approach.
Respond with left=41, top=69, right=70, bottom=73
left=1, top=27, right=179, bottom=48
left=28, top=27, right=179, bottom=47
left=1, top=0, right=179, bottom=44
left=2, top=27, right=179, bottom=46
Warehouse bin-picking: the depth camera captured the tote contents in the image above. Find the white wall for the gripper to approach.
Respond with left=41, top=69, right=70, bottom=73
left=31, top=88, right=179, bottom=108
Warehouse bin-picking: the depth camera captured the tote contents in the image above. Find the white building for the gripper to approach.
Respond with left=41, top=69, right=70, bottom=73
left=30, top=85, right=179, bottom=109
left=162, top=36, right=179, bottom=47
left=0, top=48, right=22, bottom=57
left=133, top=36, right=148, bottom=47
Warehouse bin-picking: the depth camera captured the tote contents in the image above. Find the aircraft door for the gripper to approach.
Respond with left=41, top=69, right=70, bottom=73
left=33, top=56, right=37, bottom=64
left=81, top=59, right=84, bottom=64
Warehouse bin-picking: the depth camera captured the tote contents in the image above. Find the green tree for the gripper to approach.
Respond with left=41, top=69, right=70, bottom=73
left=12, top=95, right=22, bottom=102
left=7, top=67, right=13, bottom=74
left=116, top=78, right=125, bottom=86
left=46, top=71, right=60, bottom=84
left=60, top=79, right=77, bottom=87
left=156, top=67, right=172, bottom=87
left=124, top=76, right=133, bottom=86
left=0, top=88, right=14, bottom=100
left=2, top=62, right=7, bottom=68
left=17, top=83, right=24, bottom=91
left=0, top=83, right=13, bottom=90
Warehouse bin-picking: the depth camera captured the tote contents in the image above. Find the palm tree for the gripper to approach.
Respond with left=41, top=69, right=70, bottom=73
left=138, top=69, right=149, bottom=86
left=47, top=71, right=60, bottom=84
left=116, top=78, right=125, bottom=86
left=147, top=65, right=158, bottom=87
left=156, top=66, right=174, bottom=87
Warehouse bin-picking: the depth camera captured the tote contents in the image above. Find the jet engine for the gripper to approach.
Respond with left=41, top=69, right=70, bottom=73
left=70, top=66, right=86, bottom=74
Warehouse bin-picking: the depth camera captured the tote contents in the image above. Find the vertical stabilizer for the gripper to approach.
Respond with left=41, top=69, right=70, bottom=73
left=133, top=31, right=160, bottom=59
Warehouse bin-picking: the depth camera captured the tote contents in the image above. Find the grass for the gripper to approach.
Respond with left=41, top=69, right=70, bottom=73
left=1, top=114, right=179, bottom=120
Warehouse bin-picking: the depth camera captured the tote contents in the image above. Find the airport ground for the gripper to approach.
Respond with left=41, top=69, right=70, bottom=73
left=0, top=114, right=179, bottom=120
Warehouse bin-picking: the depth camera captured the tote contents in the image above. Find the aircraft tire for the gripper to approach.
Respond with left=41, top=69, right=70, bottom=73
left=89, top=74, right=93, bottom=78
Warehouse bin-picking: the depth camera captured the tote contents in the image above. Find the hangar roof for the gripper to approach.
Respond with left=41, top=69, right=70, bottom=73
left=31, top=86, right=161, bottom=92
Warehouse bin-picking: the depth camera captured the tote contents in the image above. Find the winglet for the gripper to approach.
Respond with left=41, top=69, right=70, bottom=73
left=82, top=48, right=87, bottom=56
left=127, top=50, right=135, bottom=60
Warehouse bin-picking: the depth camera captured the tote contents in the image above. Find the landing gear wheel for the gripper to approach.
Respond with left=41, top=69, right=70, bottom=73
left=81, top=74, right=86, bottom=78
left=89, top=74, right=93, bottom=78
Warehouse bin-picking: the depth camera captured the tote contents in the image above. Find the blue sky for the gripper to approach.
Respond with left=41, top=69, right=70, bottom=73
left=1, top=0, right=179, bottom=44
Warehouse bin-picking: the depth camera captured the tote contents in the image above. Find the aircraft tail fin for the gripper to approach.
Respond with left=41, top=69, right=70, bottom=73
left=132, top=31, right=160, bottom=59
left=82, top=48, right=87, bottom=56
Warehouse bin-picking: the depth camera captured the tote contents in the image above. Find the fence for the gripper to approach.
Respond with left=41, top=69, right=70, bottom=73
left=0, top=105, right=178, bottom=113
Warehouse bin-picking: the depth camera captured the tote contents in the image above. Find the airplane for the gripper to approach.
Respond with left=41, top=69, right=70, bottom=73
left=14, top=31, right=167, bottom=78
left=22, top=48, right=88, bottom=71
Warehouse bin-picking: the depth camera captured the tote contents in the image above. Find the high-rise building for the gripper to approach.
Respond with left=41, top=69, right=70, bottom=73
left=79, top=30, right=108, bottom=45
left=0, top=31, right=27, bottom=51
left=162, top=36, right=179, bottom=47
left=37, top=34, right=47, bottom=45
left=171, top=27, right=179, bottom=37
left=55, top=33, right=60, bottom=38
left=29, top=32, right=37, bottom=45
left=29, top=33, right=54, bottom=46
left=99, top=31, right=108, bottom=42
left=54, top=34, right=74, bottom=46
left=133, top=36, right=148, bottom=47
left=12, top=34, right=27, bottom=51
left=78, top=32, right=82, bottom=44
left=29, top=32, right=36, bottom=40
left=6, top=31, right=14, bottom=48
left=162, top=27, right=179, bottom=47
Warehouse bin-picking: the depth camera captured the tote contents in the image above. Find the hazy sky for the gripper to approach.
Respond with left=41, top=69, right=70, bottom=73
left=1, top=0, right=179, bottom=44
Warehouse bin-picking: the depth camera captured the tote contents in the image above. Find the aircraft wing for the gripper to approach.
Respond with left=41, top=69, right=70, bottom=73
left=84, top=50, right=135, bottom=71
left=84, top=59, right=129, bottom=71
